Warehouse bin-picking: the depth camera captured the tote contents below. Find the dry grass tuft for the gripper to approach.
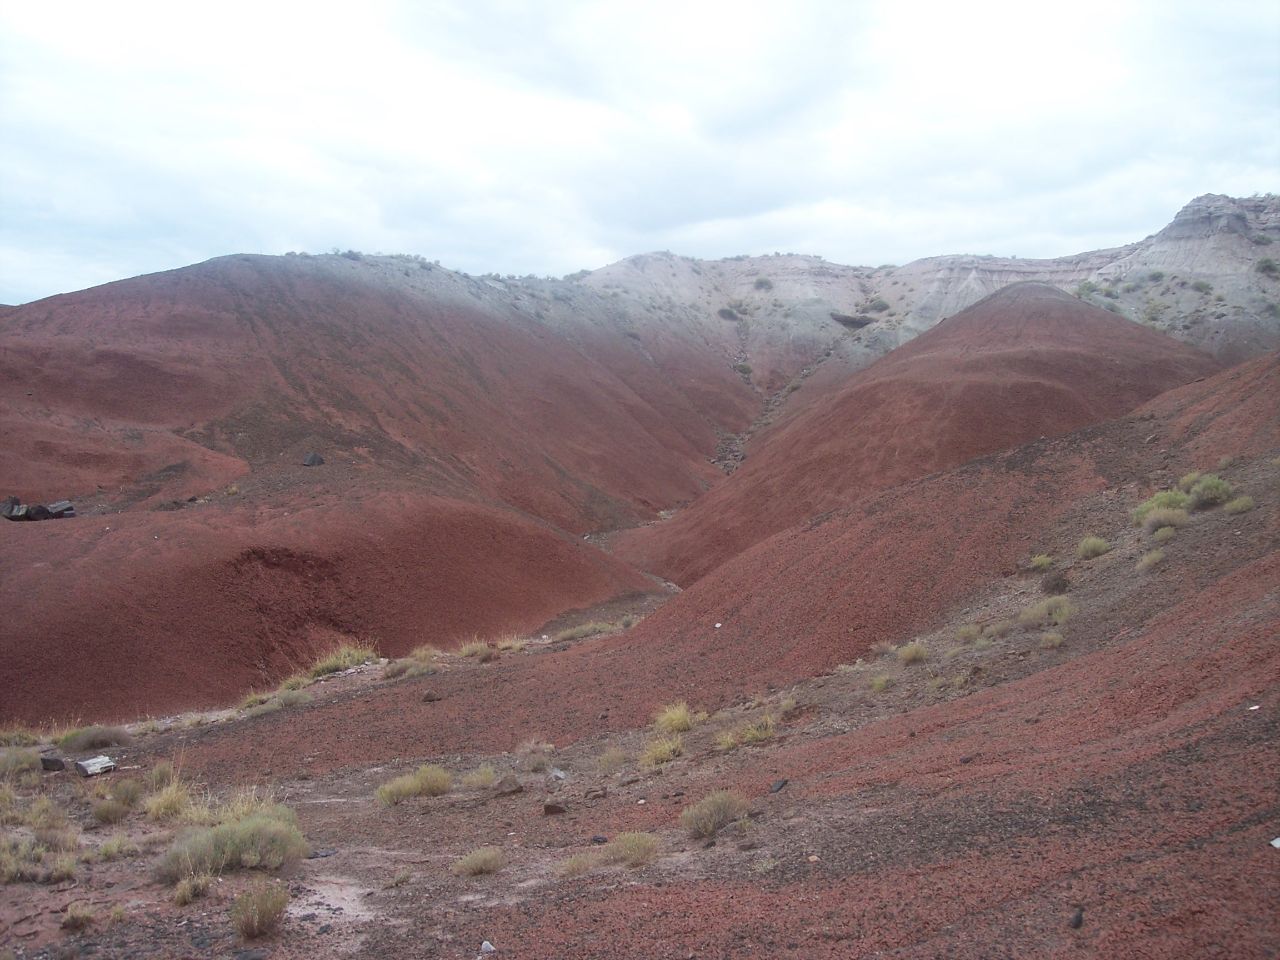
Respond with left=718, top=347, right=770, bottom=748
left=277, top=673, right=311, bottom=692
left=983, top=619, right=1014, bottom=638
left=1153, top=525, right=1177, bottom=543
left=157, top=805, right=307, bottom=882
left=554, top=621, right=611, bottom=642
left=0, top=748, right=40, bottom=779
left=736, top=714, right=776, bottom=744
left=0, top=728, right=40, bottom=747
left=146, top=781, right=194, bottom=821
left=452, top=846, right=504, bottom=876
left=93, top=798, right=130, bottom=824
left=1177, top=471, right=1202, bottom=492
left=956, top=624, right=981, bottom=643
left=869, top=675, right=895, bottom=693
left=461, top=765, right=498, bottom=789
left=495, top=635, right=526, bottom=653
left=56, top=725, right=133, bottom=752
left=596, top=747, right=627, bottom=775
left=653, top=701, right=696, bottom=733
left=1136, top=549, right=1165, bottom=572
left=640, top=735, right=683, bottom=768
left=599, top=832, right=660, bottom=866
left=559, top=852, right=599, bottom=877
left=1040, top=631, right=1065, bottom=650
left=173, top=873, right=211, bottom=905
left=1028, top=554, right=1053, bottom=572
left=97, top=834, right=138, bottom=862
left=1077, top=536, right=1111, bottom=559
left=1132, top=490, right=1190, bottom=524
left=231, top=882, right=289, bottom=938
left=376, top=764, right=452, bottom=805
left=61, top=901, right=95, bottom=931
left=1224, top=495, right=1256, bottom=515
left=458, top=641, right=497, bottom=662
left=680, top=790, right=749, bottom=839
left=309, top=643, right=377, bottom=678
left=517, top=739, right=555, bottom=772
left=1142, top=507, right=1189, bottom=533
left=1018, top=596, right=1076, bottom=627
left=897, top=642, right=928, bottom=665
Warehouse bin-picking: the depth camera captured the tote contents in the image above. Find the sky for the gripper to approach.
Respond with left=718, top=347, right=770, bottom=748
left=1, top=0, right=1277, bottom=304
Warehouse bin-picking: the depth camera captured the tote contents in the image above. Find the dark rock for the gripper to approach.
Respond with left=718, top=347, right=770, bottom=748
left=737, top=840, right=759, bottom=851
left=590, top=835, right=609, bottom=845
left=306, top=848, right=337, bottom=859
left=769, top=779, right=789, bottom=793
left=583, top=788, right=607, bottom=800
left=318, top=924, right=333, bottom=934
left=543, top=802, right=567, bottom=815
left=701, top=838, right=717, bottom=849
left=1069, top=906, right=1084, bottom=929
left=959, top=756, right=974, bottom=764
left=40, top=755, right=65, bottom=771
left=234, top=950, right=271, bottom=960
left=302, top=452, right=325, bottom=466
left=494, top=775, right=523, bottom=795
left=420, top=691, right=442, bottom=703
left=28, top=504, right=52, bottom=521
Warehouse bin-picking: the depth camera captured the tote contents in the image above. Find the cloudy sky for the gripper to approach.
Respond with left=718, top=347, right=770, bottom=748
left=1, top=0, right=1277, bottom=304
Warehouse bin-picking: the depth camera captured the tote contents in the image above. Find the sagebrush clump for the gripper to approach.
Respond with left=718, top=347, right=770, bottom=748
left=376, top=764, right=452, bottom=805
left=1077, top=536, right=1111, bottom=559
left=680, top=790, right=749, bottom=839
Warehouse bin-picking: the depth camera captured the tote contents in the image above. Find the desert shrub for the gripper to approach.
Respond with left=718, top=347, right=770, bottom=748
left=1189, top=474, right=1233, bottom=509
left=0, top=837, right=43, bottom=882
left=461, top=765, right=497, bottom=789
left=1142, top=507, right=1189, bottom=533
left=35, top=824, right=79, bottom=852
left=1040, top=632, right=1064, bottom=650
left=231, top=882, right=289, bottom=938
left=1137, top=549, right=1165, bottom=572
left=61, top=901, right=95, bottom=931
left=1077, top=536, right=1111, bottom=559
left=309, top=643, right=377, bottom=678
left=452, top=846, right=504, bottom=876
left=0, top=748, right=40, bottom=779
left=1191, top=280, right=1213, bottom=293
left=57, top=725, right=132, bottom=752
left=0, top=729, right=38, bottom=747
left=956, top=624, right=981, bottom=642
left=559, top=852, right=599, bottom=876
left=26, top=795, right=69, bottom=830
left=1153, top=525, right=1177, bottom=543
left=1132, top=490, right=1190, bottom=524
left=241, top=691, right=272, bottom=709
left=733, top=362, right=753, bottom=376
left=495, top=636, right=526, bottom=653
left=458, top=641, right=496, bottom=661
left=376, top=764, right=452, bottom=806
left=736, top=715, right=776, bottom=744
left=1177, top=471, right=1202, bottom=492
left=1258, top=257, right=1279, bottom=276
left=599, top=832, right=660, bottom=866
left=983, top=619, right=1014, bottom=638
left=173, top=873, right=210, bottom=905
left=157, top=805, right=307, bottom=881
left=93, top=799, right=129, bottom=824
left=680, top=790, right=749, bottom=839
left=715, top=729, right=740, bottom=750
left=868, top=675, right=894, bottom=693
left=869, top=640, right=897, bottom=657
left=145, top=780, right=195, bottom=821
left=897, top=642, right=928, bottom=664
left=596, top=747, right=627, bottom=775
left=147, top=761, right=176, bottom=791
left=653, top=701, right=696, bottom=733
left=1028, top=554, right=1053, bottom=572
left=754, top=276, right=773, bottom=290
left=277, top=673, right=311, bottom=692
left=97, top=835, right=138, bottom=862
left=517, top=739, right=555, bottom=772
left=718, top=307, right=740, bottom=321
left=1224, top=495, right=1255, bottom=515
left=640, top=735, right=682, bottom=768
left=553, top=622, right=610, bottom=642
left=1018, top=596, right=1076, bottom=627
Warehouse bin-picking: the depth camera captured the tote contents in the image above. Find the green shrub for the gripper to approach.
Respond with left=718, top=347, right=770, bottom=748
left=1028, top=554, right=1053, bottom=572
left=640, top=735, right=682, bottom=768
left=553, top=622, right=610, bottom=642
left=753, top=276, right=773, bottom=290
left=1177, top=471, right=1202, bottom=492
left=897, top=642, right=927, bottom=664
left=1132, top=490, right=1189, bottom=524
left=1153, top=525, right=1177, bottom=543
left=599, top=832, right=660, bottom=866
left=158, top=806, right=307, bottom=882
left=1224, top=495, right=1255, bottom=515
left=0, top=729, right=39, bottom=747
left=680, top=790, right=749, bottom=839
left=1040, top=632, right=1064, bottom=650
left=0, top=748, right=40, bottom=779
left=1077, top=536, right=1111, bottom=559
left=460, top=765, right=497, bottom=789
left=1018, top=596, right=1076, bottom=627
left=1191, top=280, right=1212, bottom=294
left=376, top=764, right=452, bottom=806
left=736, top=715, right=776, bottom=744
left=983, top=619, right=1014, bottom=638
left=1256, top=258, right=1277, bottom=276
left=1189, top=474, right=1233, bottom=509
left=1142, top=507, right=1189, bottom=533
left=868, top=675, right=894, bottom=693
left=956, top=624, right=981, bottom=642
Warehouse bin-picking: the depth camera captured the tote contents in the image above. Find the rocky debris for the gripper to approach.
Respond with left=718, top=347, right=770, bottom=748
left=769, top=779, right=789, bottom=793
left=493, top=775, right=523, bottom=795
left=306, top=848, right=338, bottom=859
left=543, top=802, right=567, bottom=815
left=40, top=755, right=65, bottom=771
left=420, top=690, right=442, bottom=702
left=2, top=496, right=75, bottom=521
left=302, top=451, right=325, bottom=466
left=74, top=755, right=116, bottom=776
left=1069, top=906, right=1085, bottom=929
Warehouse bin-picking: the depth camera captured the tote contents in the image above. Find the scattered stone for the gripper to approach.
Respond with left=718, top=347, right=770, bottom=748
left=1270, top=837, right=1280, bottom=849
left=959, top=756, right=974, bottom=764
left=480, top=942, right=497, bottom=954
left=583, top=788, right=607, bottom=800
left=769, top=779, right=788, bottom=793
left=74, top=755, right=116, bottom=777
left=807, top=855, right=820, bottom=863
left=302, top=451, right=325, bottom=466
left=701, top=838, right=716, bottom=849
left=620, top=776, right=640, bottom=787
left=421, top=691, right=442, bottom=703
left=318, top=924, right=333, bottom=934
left=543, top=802, right=567, bottom=816
left=548, top=767, right=567, bottom=781
left=1068, top=906, right=1084, bottom=929
left=306, top=848, right=338, bottom=859
left=40, top=755, right=65, bottom=772
left=590, top=835, right=608, bottom=845
left=737, top=840, right=759, bottom=851
left=234, top=950, right=270, bottom=960
left=494, top=775, right=523, bottom=795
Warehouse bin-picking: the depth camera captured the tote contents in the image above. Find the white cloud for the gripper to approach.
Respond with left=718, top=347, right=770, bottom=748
left=1, top=0, right=1276, bottom=302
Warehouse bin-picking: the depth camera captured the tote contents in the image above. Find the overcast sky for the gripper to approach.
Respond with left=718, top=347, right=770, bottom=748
left=1, top=1, right=1277, bottom=304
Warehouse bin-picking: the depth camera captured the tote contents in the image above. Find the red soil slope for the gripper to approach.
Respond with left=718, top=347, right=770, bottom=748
left=0, top=485, right=653, bottom=725
left=0, top=254, right=752, bottom=529
left=616, top=282, right=1222, bottom=585
left=181, top=354, right=1279, bottom=779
